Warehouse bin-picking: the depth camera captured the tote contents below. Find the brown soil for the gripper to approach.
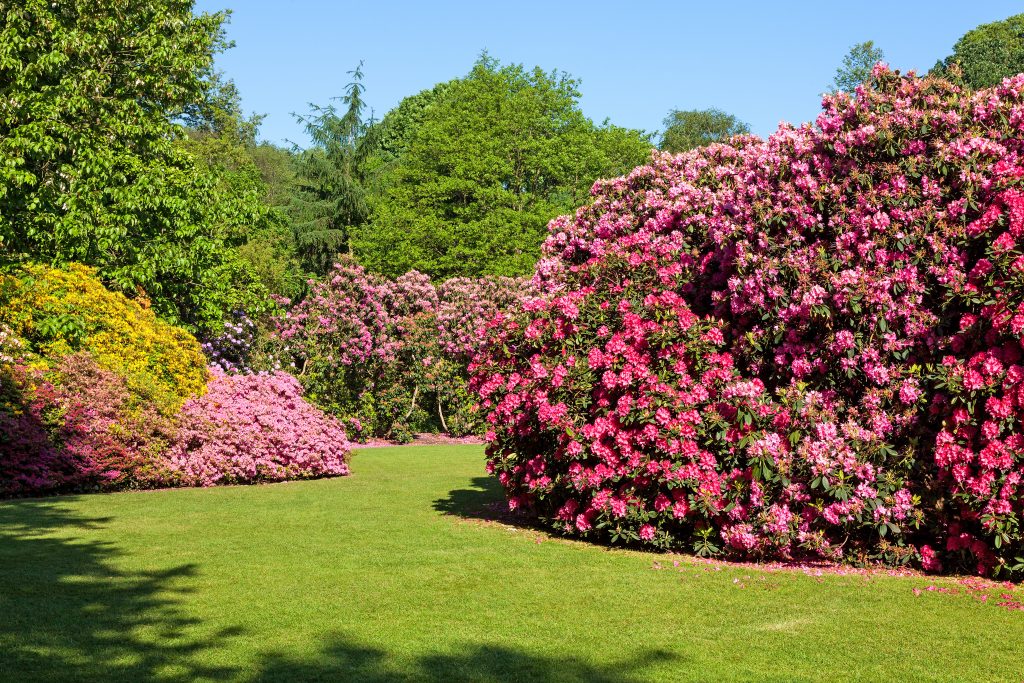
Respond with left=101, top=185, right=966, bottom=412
left=356, top=433, right=485, bottom=448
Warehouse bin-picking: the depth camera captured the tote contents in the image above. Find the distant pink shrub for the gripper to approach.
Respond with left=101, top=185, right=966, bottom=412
left=437, top=276, right=531, bottom=360
left=271, top=257, right=530, bottom=437
left=167, top=369, right=351, bottom=486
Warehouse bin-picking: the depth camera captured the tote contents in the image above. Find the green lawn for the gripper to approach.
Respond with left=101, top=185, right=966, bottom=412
left=0, top=445, right=1021, bottom=682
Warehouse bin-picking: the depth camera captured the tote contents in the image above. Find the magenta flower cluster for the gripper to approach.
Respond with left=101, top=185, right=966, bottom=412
left=0, top=355, right=177, bottom=495
left=472, top=67, right=1024, bottom=577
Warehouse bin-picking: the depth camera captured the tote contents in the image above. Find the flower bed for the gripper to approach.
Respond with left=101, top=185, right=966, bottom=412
left=1, top=265, right=351, bottom=496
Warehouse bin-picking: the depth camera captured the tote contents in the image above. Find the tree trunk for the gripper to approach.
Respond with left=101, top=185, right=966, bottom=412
left=404, top=386, right=419, bottom=421
left=437, top=396, right=449, bottom=433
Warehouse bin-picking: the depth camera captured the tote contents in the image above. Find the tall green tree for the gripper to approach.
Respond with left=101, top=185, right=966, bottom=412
left=358, top=55, right=651, bottom=278
left=0, top=1, right=267, bottom=332
left=181, top=87, right=304, bottom=300
left=832, top=41, right=886, bottom=93
left=933, top=14, right=1024, bottom=89
left=658, top=108, right=750, bottom=153
left=289, top=63, right=377, bottom=274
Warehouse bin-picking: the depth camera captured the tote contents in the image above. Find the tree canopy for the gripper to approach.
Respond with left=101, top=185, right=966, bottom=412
left=658, top=108, right=750, bottom=153
left=933, top=13, right=1024, bottom=89
left=0, top=1, right=268, bottom=332
left=288, top=63, right=377, bottom=274
left=355, top=55, right=652, bottom=279
left=831, top=41, right=886, bottom=93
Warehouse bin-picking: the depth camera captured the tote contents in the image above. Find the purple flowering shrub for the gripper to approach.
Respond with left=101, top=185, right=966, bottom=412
left=0, top=363, right=79, bottom=495
left=472, top=67, right=1024, bottom=577
left=272, top=257, right=528, bottom=439
left=201, top=311, right=260, bottom=374
left=166, top=369, right=351, bottom=486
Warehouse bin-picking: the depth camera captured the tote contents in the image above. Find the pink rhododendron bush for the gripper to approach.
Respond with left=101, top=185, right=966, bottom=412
left=272, top=258, right=529, bottom=441
left=471, top=67, right=1024, bottom=578
left=167, top=369, right=351, bottom=487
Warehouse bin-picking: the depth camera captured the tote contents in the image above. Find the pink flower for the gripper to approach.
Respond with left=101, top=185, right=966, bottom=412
left=920, top=545, right=943, bottom=572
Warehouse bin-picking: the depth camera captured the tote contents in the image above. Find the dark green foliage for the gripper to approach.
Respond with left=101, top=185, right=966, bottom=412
left=357, top=55, right=652, bottom=279
left=933, top=14, right=1024, bottom=89
left=658, top=108, right=751, bottom=153
left=0, top=0, right=269, bottom=332
left=289, top=63, right=377, bottom=274
left=831, top=41, right=886, bottom=93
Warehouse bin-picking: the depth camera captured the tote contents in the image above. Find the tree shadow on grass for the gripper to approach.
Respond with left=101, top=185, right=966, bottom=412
left=432, top=476, right=533, bottom=527
left=0, top=499, right=242, bottom=682
left=253, top=634, right=680, bottom=682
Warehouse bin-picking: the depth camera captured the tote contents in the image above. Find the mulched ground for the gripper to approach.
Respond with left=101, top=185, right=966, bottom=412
left=356, top=433, right=485, bottom=448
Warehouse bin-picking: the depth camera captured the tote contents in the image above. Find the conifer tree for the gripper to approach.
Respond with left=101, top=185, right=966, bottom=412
left=290, top=63, right=377, bottom=273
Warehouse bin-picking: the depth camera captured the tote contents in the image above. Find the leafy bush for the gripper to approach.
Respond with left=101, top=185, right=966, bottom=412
left=356, top=55, right=652, bottom=279
left=472, top=67, right=1024, bottom=577
left=0, top=0, right=273, bottom=333
left=166, top=369, right=351, bottom=486
left=437, top=277, right=529, bottom=360
left=0, top=263, right=207, bottom=411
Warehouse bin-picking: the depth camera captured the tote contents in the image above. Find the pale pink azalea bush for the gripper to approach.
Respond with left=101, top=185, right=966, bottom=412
left=472, top=67, right=1024, bottom=577
left=167, top=368, right=351, bottom=486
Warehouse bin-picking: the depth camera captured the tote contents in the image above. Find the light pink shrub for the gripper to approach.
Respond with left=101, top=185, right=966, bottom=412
left=167, top=369, right=351, bottom=486
left=270, top=257, right=531, bottom=437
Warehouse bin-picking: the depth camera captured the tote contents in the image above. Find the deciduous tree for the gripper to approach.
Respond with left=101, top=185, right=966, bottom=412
left=658, top=108, right=750, bottom=153
left=0, top=1, right=267, bottom=332
left=357, top=55, right=651, bottom=278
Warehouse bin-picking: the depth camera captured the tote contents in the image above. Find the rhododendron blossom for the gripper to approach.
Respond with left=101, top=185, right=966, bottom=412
left=270, top=258, right=531, bottom=439
left=473, top=67, right=1024, bottom=578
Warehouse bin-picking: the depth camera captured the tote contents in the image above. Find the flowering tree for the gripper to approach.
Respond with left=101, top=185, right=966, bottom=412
left=472, top=67, right=1024, bottom=577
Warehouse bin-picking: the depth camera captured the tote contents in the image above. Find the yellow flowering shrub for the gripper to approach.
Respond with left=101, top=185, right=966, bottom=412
left=0, top=263, right=207, bottom=412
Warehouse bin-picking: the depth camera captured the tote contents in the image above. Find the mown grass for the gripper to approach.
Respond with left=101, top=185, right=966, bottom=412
left=0, top=445, right=1021, bottom=682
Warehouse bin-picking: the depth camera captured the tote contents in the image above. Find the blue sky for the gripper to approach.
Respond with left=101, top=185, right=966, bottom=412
left=193, top=0, right=1024, bottom=147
